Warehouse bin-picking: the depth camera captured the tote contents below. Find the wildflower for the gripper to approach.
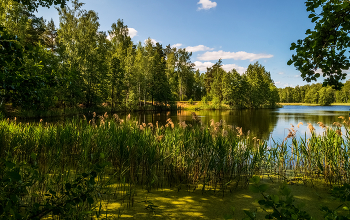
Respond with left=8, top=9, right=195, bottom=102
left=83, top=115, right=86, bottom=120
left=338, top=116, right=345, bottom=120
left=104, top=112, right=108, bottom=119
left=126, top=114, right=131, bottom=121
left=142, top=123, right=146, bottom=128
left=39, top=119, right=43, bottom=123
left=148, top=123, right=153, bottom=129
left=93, top=112, right=96, bottom=117
left=139, top=125, right=144, bottom=131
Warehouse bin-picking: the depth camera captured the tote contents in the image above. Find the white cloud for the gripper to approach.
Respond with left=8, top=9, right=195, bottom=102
left=193, top=61, right=246, bottom=74
left=198, top=50, right=274, bottom=61
left=171, top=43, right=182, bottom=48
left=197, top=0, right=217, bottom=10
left=283, top=83, right=294, bottom=87
left=221, top=64, right=246, bottom=74
left=193, top=61, right=215, bottom=71
left=106, top=27, right=137, bottom=40
left=294, top=74, right=300, bottom=78
left=128, top=28, right=137, bottom=38
left=278, top=72, right=284, bottom=75
left=186, top=45, right=214, bottom=52
left=275, top=81, right=281, bottom=85
left=144, top=38, right=158, bottom=45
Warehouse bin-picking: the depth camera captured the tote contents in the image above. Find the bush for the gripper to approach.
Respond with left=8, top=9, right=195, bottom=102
left=0, top=153, right=109, bottom=219
left=188, top=98, right=194, bottom=105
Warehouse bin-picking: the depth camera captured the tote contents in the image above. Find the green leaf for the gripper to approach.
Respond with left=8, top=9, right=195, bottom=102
left=250, top=176, right=260, bottom=184
left=30, top=152, right=37, bottom=160
left=87, top=197, right=94, bottom=204
left=287, top=59, right=293, bottom=65
left=311, top=16, right=319, bottom=22
left=249, top=185, right=260, bottom=193
left=259, top=184, right=269, bottom=192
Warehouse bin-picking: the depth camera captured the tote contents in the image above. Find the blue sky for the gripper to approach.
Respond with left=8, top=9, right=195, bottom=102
left=35, top=0, right=338, bottom=88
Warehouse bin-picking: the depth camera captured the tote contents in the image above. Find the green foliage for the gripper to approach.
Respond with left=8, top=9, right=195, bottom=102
left=288, top=0, right=350, bottom=88
left=0, top=154, right=109, bottom=219
left=245, top=176, right=312, bottom=220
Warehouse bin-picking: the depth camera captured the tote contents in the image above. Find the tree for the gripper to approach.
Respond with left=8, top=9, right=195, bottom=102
left=288, top=0, right=350, bottom=89
left=318, top=86, right=335, bottom=105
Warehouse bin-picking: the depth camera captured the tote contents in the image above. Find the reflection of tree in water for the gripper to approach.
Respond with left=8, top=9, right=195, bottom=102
left=123, top=110, right=279, bottom=141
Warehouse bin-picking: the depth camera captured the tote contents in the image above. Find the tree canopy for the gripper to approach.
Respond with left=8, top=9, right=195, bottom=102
left=288, top=0, right=350, bottom=90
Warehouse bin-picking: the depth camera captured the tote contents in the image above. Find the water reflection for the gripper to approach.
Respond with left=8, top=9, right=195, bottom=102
left=127, top=105, right=350, bottom=142
left=16, top=105, right=350, bottom=143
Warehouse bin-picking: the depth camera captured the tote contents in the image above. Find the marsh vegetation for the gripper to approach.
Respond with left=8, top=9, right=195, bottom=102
left=2, top=112, right=350, bottom=218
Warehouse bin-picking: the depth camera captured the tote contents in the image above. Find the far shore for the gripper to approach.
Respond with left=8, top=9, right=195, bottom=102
left=280, top=103, right=350, bottom=106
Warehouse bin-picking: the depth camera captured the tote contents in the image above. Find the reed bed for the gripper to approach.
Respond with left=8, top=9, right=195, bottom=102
left=1, top=113, right=350, bottom=215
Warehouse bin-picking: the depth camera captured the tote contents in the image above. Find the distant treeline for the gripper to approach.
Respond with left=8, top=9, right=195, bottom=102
left=278, top=80, right=350, bottom=105
left=0, top=0, right=279, bottom=114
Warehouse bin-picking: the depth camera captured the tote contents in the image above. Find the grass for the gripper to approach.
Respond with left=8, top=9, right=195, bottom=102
left=1, top=113, right=350, bottom=218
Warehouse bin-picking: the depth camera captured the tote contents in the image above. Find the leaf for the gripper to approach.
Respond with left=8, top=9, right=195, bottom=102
left=87, top=197, right=94, bottom=204
left=5, top=161, right=15, bottom=169
left=30, top=152, right=37, bottom=160
left=250, top=176, right=260, bottom=184
left=243, top=210, right=256, bottom=220
left=311, top=16, right=319, bottom=22
left=287, top=59, right=293, bottom=65
left=8, top=170, right=21, bottom=182
left=259, top=184, right=269, bottom=192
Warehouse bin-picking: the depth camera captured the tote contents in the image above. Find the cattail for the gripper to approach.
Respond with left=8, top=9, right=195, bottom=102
left=317, top=122, right=326, bottom=129
left=333, top=122, right=342, bottom=127
left=236, top=127, right=243, bottom=136
left=307, top=123, right=315, bottom=133
left=297, top=122, right=303, bottom=128
left=210, top=119, right=215, bottom=127
left=222, top=129, right=228, bottom=137
left=156, top=135, right=164, bottom=142
left=336, top=129, right=342, bottom=136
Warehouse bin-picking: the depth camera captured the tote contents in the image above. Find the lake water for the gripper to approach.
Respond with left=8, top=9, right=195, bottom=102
left=124, top=105, right=350, bottom=142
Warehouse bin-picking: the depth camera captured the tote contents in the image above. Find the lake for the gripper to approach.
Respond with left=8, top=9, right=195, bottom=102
left=122, top=105, right=350, bottom=143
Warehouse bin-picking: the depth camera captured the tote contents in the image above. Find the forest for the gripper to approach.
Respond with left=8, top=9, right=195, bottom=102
left=278, top=80, right=350, bottom=106
left=0, top=0, right=279, bottom=117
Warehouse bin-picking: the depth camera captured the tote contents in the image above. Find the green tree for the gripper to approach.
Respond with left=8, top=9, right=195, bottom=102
left=319, top=86, right=335, bottom=105
left=288, top=0, right=350, bottom=89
